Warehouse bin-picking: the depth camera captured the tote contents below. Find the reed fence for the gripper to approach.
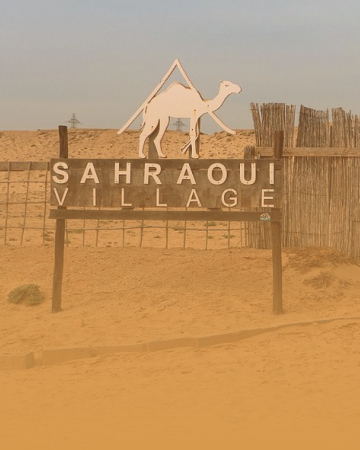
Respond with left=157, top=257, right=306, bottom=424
left=252, top=102, right=360, bottom=149
left=331, top=107, right=360, bottom=148
left=249, top=103, right=360, bottom=263
left=282, top=156, right=360, bottom=260
left=251, top=102, right=296, bottom=148
left=246, top=153, right=360, bottom=263
left=296, top=105, right=330, bottom=147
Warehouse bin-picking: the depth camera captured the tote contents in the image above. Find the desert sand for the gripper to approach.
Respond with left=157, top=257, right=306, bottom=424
left=1, top=128, right=360, bottom=450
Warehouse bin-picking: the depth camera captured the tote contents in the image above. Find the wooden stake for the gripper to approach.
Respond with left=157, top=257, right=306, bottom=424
left=271, top=220, right=282, bottom=314
left=52, top=126, right=68, bottom=313
left=272, top=130, right=283, bottom=314
left=274, top=130, right=284, bottom=159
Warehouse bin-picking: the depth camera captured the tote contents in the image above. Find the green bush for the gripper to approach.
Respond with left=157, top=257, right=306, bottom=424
left=8, top=284, right=45, bottom=306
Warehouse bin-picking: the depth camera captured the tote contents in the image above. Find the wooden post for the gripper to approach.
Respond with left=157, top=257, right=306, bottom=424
left=272, top=130, right=283, bottom=314
left=273, top=130, right=284, bottom=160
left=52, top=126, right=68, bottom=313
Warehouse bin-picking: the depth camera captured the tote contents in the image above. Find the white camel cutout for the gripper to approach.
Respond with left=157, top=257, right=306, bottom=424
left=138, top=80, right=241, bottom=159
left=117, top=59, right=241, bottom=158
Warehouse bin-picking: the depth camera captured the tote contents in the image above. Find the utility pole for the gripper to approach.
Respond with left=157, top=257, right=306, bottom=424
left=67, top=113, right=81, bottom=129
left=173, top=118, right=185, bottom=132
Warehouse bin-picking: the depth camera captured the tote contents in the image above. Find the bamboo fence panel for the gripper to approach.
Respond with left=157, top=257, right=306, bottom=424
left=328, top=157, right=360, bottom=257
left=350, top=158, right=360, bottom=262
left=331, top=108, right=360, bottom=148
left=250, top=103, right=296, bottom=148
left=281, top=156, right=360, bottom=263
left=354, top=115, right=360, bottom=148
left=251, top=103, right=262, bottom=147
left=296, top=105, right=330, bottom=147
left=282, top=157, right=331, bottom=248
left=332, top=108, right=347, bottom=147
left=296, top=106, right=360, bottom=148
left=285, top=105, right=296, bottom=148
left=246, top=153, right=360, bottom=264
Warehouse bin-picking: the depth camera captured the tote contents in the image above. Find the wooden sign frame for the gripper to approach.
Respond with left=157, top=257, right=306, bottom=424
left=51, top=126, right=283, bottom=315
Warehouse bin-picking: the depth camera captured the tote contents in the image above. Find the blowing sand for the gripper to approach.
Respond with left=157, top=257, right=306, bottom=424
left=1, top=129, right=360, bottom=450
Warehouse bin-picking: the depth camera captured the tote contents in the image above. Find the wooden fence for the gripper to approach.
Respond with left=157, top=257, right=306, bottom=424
left=0, top=161, right=250, bottom=250
left=331, top=108, right=360, bottom=148
left=296, top=105, right=330, bottom=147
left=2, top=103, right=360, bottom=262
left=282, top=155, right=360, bottom=259
left=252, top=102, right=360, bottom=148
left=251, top=102, right=296, bottom=147
left=249, top=150, right=360, bottom=263
left=1, top=155, right=359, bottom=263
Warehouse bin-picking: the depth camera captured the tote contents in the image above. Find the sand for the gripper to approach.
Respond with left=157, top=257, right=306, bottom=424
left=1, top=128, right=360, bottom=450
left=0, top=128, right=255, bottom=160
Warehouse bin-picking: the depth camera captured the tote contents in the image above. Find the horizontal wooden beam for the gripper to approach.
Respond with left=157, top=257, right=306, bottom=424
left=49, top=208, right=282, bottom=222
left=257, top=147, right=360, bottom=157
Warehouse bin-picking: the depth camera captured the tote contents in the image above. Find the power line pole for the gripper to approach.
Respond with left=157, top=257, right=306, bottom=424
left=173, top=118, right=185, bottom=132
left=67, top=113, right=81, bottom=129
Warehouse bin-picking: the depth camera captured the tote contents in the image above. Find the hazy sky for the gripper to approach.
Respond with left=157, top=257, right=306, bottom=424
left=1, top=0, right=360, bottom=133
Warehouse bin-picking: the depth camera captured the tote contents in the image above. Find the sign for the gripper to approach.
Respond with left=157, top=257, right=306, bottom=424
left=117, top=59, right=241, bottom=159
left=50, top=158, right=282, bottom=210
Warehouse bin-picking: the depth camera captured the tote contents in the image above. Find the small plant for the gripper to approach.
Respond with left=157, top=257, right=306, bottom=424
left=8, top=284, right=45, bottom=306
left=303, top=271, right=333, bottom=289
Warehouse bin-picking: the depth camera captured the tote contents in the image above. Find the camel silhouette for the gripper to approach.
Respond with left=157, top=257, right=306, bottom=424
left=138, top=80, right=241, bottom=159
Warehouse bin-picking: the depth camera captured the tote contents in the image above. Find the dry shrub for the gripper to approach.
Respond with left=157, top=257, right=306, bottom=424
left=285, top=247, right=354, bottom=273
left=7, top=284, right=45, bottom=306
left=303, top=271, right=333, bottom=289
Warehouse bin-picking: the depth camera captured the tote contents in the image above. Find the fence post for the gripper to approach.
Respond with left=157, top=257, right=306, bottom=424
left=52, top=126, right=68, bottom=313
left=272, top=130, right=283, bottom=314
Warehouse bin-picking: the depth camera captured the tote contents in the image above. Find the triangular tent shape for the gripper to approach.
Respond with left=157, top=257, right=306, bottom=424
left=117, top=59, right=240, bottom=136
left=117, top=59, right=197, bottom=135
